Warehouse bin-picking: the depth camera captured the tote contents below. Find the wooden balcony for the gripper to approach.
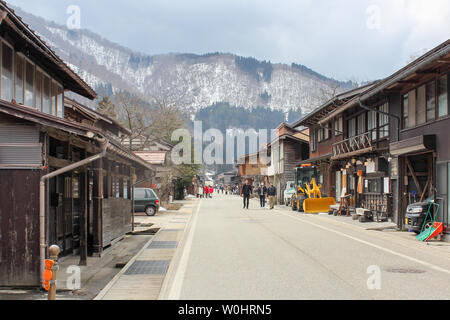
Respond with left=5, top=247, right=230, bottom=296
left=332, top=130, right=376, bottom=160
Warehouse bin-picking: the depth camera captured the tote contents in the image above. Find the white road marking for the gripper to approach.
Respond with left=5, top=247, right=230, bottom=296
left=276, top=210, right=450, bottom=275
left=167, top=199, right=202, bottom=300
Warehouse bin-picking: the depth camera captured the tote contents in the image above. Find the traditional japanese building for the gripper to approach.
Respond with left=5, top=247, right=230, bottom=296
left=266, top=123, right=309, bottom=203
left=293, top=39, right=450, bottom=236
left=0, top=2, right=153, bottom=287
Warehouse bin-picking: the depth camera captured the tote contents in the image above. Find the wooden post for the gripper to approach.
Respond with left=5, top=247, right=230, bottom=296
left=106, top=159, right=112, bottom=199
left=406, top=157, right=423, bottom=197
left=92, top=158, right=103, bottom=257
left=131, top=167, right=135, bottom=232
left=48, top=245, right=60, bottom=301
left=79, top=170, right=88, bottom=266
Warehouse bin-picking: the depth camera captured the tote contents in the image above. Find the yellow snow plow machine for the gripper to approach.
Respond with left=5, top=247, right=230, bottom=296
left=291, top=164, right=336, bottom=213
left=303, top=178, right=336, bottom=213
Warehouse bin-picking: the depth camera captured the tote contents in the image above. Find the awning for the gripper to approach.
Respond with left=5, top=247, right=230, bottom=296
left=390, top=135, right=435, bottom=156
left=298, top=153, right=333, bottom=165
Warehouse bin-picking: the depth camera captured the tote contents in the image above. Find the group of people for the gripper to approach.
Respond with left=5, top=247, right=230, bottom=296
left=197, top=185, right=214, bottom=198
left=241, top=180, right=277, bottom=210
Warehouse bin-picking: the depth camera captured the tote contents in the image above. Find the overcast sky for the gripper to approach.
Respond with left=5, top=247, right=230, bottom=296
left=6, top=0, right=450, bottom=82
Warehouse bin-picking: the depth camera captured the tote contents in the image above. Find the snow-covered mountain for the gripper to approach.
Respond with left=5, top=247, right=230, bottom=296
left=12, top=6, right=353, bottom=115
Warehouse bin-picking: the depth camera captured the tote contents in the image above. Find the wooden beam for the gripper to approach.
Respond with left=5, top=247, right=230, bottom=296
left=48, top=156, right=74, bottom=169
left=405, top=157, right=422, bottom=196
left=79, top=169, right=88, bottom=266
left=92, top=158, right=103, bottom=256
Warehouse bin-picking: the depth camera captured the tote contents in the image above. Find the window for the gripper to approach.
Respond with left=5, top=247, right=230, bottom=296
left=368, top=110, right=377, bottom=140
left=25, top=60, right=34, bottom=107
left=426, top=81, right=435, bottom=122
left=348, top=118, right=356, bottom=138
left=311, top=130, right=317, bottom=152
left=378, top=103, right=389, bottom=138
left=1, top=42, right=14, bottom=102
left=334, top=117, right=343, bottom=136
left=417, top=85, right=426, bottom=125
left=15, top=53, right=24, bottom=104
left=408, top=89, right=416, bottom=127
left=438, top=75, right=448, bottom=118
left=51, top=81, right=58, bottom=117
left=35, top=69, right=42, bottom=111
left=366, top=179, right=381, bottom=193
left=57, top=85, right=64, bottom=118
left=402, top=93, right=409, bottom=129
left=124, top=180, right=129, bottom=199
left=134, top=189, right=145, bottom=199
left=318, top=128, right=324, bottom=142
left=43, top=74, right=51, bottom=114
left=357, top=113, right=366, bottom=135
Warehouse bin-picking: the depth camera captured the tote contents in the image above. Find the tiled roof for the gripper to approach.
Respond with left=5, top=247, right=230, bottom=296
left=134, top=151, right=167, bottom=165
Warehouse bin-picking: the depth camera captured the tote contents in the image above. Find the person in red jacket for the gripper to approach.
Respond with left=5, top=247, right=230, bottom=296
left=204, top=186, right=209, bottom=199
left=209, top=186, right=214, bottom=198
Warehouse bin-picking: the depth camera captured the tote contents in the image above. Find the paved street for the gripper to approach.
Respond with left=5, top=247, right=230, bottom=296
left=161, top=194, right=450, bottom=300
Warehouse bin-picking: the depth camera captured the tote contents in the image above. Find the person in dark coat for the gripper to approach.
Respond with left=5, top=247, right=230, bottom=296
left=241, top=180, right=253, bottom=209
left=257, top=183, right=268, bottom=208
left=267, top=183, right=277, bottom=210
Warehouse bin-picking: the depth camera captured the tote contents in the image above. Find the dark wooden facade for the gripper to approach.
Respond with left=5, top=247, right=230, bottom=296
left=268, top=124, right=309, bottom=202
left=294, top=83, right=391, bottom=212
left=0, top=3, right=153, bottom=287
left=293, top=40, right=450, bottom=235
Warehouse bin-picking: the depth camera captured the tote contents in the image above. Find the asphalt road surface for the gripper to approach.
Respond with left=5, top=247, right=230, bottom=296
left=167, top=194, right=450, bottom=300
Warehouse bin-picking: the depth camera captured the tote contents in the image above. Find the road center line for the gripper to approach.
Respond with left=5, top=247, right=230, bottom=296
left=276, top=209, right=450, bottom=275
left=167, top=199, right=202, bottom=300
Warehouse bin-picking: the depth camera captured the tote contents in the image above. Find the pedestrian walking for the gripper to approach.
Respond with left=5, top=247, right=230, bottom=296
left=209, top=186, right=214, bottom=198
left=241, top=180, right=253, bottom=209
left=257, top=183, right=267, bottom=208
left=267, top=183, right=277, bottom=210
left=204, top=186, right=209, bottom=199
left=198, top=186, right=204, bottom=198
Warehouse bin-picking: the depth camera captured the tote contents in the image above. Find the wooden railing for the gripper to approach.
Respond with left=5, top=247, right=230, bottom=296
left=332, top=129, right=376, bottom=158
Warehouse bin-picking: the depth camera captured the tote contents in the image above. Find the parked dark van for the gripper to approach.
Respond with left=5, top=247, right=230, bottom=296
left=134, top=188, right=160, bottom=216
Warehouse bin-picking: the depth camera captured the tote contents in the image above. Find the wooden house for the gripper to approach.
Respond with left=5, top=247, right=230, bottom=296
left=292, top=83, right=388, bottom=208
left=267, top=123, right=309, bottom=202
left=236, top=152, right=269, bottom=187
left=0, top=2, right=153, bottom=287
left=366, top=40, right=450, bottom=234
left=293, top=40, right=450, bottom=235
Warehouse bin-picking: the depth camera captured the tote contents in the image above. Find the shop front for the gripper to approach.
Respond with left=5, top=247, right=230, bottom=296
left=391, top=134, right=449, bottom=235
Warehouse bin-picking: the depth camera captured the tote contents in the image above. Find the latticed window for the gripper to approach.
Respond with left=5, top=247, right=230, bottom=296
left=402, top=94, right=409, bottom=129
left=378, top=102, right=389, bottom=138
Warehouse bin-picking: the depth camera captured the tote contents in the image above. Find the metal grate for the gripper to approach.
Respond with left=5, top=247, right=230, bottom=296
left=124, top=260, right=170, bottom=275
left=147, top=241, right=178, bottom=249
left=161, top=229, right=183, bottom=232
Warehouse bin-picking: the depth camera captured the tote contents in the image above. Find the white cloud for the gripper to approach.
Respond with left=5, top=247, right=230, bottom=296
left=6, top=0, right=450, bottom=81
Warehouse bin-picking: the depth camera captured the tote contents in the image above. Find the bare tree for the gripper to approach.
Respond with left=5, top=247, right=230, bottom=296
left=309, top=81, right=341, bottom=110
left=97, top=92, right=186, bottom=151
